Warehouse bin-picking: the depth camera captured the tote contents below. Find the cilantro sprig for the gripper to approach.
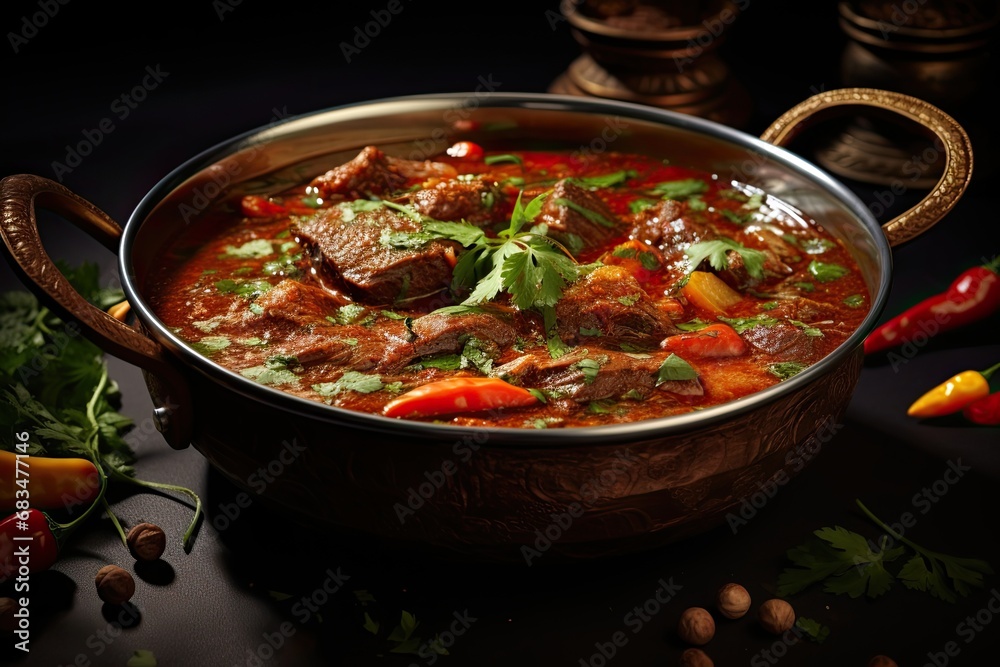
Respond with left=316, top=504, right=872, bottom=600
left=777, top=499, right=992, bottom=602
left=385, top=191, right=600, bottom=312
left=1, top=263, right=204, bottom=551
left=684, top=238, right=767, bottom=280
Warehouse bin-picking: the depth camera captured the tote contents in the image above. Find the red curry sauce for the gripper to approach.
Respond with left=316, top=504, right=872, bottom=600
left=146, top=145, right=870, bottom=428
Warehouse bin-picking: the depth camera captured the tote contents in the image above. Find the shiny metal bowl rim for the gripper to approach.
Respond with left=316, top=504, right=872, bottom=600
left=120, top=92, right=891, bottom=447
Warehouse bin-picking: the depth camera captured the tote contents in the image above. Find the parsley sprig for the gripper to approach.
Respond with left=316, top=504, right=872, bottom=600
left=385, top=191, right=599, bottom=311
left=777, top=499, right=992, bottom=602
left=1, top=262, right=204, bottom=551
left=685, top=238, right=767, bottom=280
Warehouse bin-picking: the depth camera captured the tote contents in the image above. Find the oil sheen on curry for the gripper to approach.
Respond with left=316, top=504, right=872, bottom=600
left=147, top=143, right=870, bottom=428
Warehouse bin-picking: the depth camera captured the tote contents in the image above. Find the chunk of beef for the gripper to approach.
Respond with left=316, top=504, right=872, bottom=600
left=714, top=228, right=796, bottom=290
left=742, top=322, right=820, bottom=362
left=555, top=265, right=678, bottom=347
left=377, top=311, right=518, bottom=373
left=242, top=279, right=354, bottom=365
left=308, top=146, right=458, bottom=198
left=292, top=207, right=457, bottom=305
left=537, top=179, right=619, bottom=252
left=492, top=349, right=703, bottom=403
left=629, top=199, right=712, bottom=251
left=407, top=177, right=504, bottom=225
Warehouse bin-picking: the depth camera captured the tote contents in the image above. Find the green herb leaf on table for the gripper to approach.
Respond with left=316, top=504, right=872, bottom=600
left=794, top=618, right=830, bottom=644
left=777, top=500, right=993, bottom=602
left=0, top=261, right=204, bottom=551
left=126, top=650, right=157, bottom=667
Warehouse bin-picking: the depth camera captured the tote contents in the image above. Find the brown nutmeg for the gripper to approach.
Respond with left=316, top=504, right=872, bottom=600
left=95, top=565, right=135, bottom=605
left=757, top=598, right=795, bottom=635
left=868, top=657, right=898, bottom=667
left=677, top=607, right=715, bottom=645
left=715, top=583, right=751, bottom=619
left=127, top=522, right=166, bottom=561
left=679, top=647, right=714, bottom=667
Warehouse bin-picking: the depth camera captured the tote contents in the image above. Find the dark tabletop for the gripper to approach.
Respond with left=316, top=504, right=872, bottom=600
left=3, top=2, right=1000, bottom=666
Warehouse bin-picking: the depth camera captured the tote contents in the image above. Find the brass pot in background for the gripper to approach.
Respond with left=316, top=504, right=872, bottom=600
left=549, top=0, right=753, bottom=128
left=814, top=0, right=998, bottom=186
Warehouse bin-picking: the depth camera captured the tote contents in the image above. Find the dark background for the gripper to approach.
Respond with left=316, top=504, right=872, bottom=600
left=3, top=1, right=1000, bottom=665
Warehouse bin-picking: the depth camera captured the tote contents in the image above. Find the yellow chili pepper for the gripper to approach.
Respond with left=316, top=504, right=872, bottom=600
left=907, top=361, right=1000, bottom=418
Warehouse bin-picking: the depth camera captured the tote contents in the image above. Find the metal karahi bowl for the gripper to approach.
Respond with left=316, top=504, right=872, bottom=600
left=0, top=90, right=972, bottom=562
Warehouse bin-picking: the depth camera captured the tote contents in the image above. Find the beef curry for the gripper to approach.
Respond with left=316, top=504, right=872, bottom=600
left=146, top=144, right=870, bottom=428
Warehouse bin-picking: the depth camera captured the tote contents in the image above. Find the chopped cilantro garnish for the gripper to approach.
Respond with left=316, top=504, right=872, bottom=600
left=656, top=354, right=698, bottom=383
left=335, top=303, right=367, bottom=325
left=570, top=170, right=636, bottom=189
left=628, top=198, right=657, bottom=214
left=484, top=154, right=523, bottom=165
left=718, top=314, right=780, bottom=334
left=312, top=371, right=385, bottom=397
left=574, top=357, right=602, bottom=384
left=553, top=197, right=615, bottom=228
left=675, top=319, right=712, bottom=332
left=844, top=294, right=865, bottom=308
left=190, top=335, right=231, bottom=355
left=685, top=238, right=766, bottom=279
left=649, top=179, right=707, bottom=200
left=221, top=239, right=274, bottom=259
left=808, top=260, right=849, bottom=283
left=767, top=361, right=808, bottom=379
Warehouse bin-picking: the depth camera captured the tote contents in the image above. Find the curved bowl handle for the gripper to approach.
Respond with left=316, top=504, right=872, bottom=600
left=0, top=174, right=192, bottom=449
left=760, top=88, right=973, bottom=248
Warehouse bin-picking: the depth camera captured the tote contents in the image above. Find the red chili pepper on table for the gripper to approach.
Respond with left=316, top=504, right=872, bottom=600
left=963, top=391, right=1000, bottom=426
left=0, top=509, right=64, bottom=583
left=864, top=255, right=1000, bottom=355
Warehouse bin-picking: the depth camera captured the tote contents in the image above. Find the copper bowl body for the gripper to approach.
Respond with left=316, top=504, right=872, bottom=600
left=0, top=91, right=972, bottom=562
